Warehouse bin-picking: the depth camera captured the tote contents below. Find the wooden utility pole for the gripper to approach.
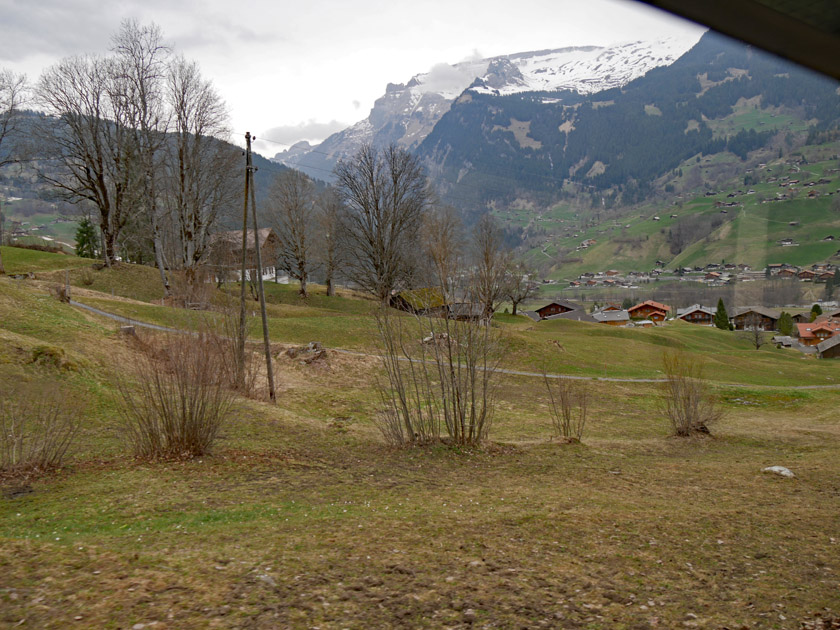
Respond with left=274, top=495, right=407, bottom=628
left=0, top=198, right=5, bottom=275
left=246, top=134, right=277, bottom=402
left=236, top=135, right=251, bottom=388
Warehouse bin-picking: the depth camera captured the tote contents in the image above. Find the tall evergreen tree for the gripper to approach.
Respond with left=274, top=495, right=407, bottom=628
left=778, top=311, right=793, bottom=336
left=713, top=298, right=730, bottom=330
left=75, top=217, right=99, bottom=259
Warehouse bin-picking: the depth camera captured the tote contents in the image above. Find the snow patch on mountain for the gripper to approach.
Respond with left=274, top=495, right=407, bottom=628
left=471, top=36, right=701, bottom=95
left=272, top=33, right=702, bottom=179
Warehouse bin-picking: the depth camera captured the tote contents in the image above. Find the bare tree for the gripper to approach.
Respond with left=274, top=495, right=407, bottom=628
left=111, top=19, right=172, bottom=293
left=268, top=170, right=316, bottom=297
left=470, top=214, right=511, bottom=318
left=421, top=204, right=464, bottom=297
left=164, top=56, right=236, bottom=284
left=36, top=54, right=138, bottom=266
left=315, top=188, right=344, bottom=296
left=0, top=69, right=28, bottom=274
left=334, top=143, right=429, bottom=301
left=505, top=260, right=540, bottom=316
left=738, top=313, right=769, bottom=350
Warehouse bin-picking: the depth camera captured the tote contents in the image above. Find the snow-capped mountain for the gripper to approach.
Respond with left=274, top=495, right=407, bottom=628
left=272, top=35, right=702, bottom=179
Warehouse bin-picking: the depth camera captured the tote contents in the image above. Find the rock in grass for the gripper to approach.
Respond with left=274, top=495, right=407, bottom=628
left=762, top=466, right=795, bottom=478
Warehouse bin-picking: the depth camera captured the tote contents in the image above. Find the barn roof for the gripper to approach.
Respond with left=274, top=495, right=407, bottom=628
left=732, top=306, right=781, bottom=320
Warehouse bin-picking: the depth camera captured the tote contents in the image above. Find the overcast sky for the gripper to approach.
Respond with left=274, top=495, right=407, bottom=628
left=0, top=0, right=705, bottom=157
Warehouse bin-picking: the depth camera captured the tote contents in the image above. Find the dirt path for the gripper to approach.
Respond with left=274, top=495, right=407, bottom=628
left=70, top=299, right=840, bottom=390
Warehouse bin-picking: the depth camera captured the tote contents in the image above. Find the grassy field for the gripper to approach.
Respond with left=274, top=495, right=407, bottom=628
left=2, top=255, right=840, bottom=629
left=0, top=246, right=93, bottom=275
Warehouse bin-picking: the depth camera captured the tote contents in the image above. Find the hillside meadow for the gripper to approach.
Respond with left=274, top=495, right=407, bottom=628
left=1, top=251, right=839, bottom=629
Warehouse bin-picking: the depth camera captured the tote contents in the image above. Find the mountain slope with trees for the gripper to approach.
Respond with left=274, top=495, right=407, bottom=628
left=416, top=31, right=840, bottom=212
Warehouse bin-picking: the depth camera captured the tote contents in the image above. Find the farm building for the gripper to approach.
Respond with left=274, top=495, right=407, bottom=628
left=592, top=310, right=630, bottom=326
left=390, top=288, right=448, bottom=316
left=731, top=307, right=781, bottom=331
left=817, top=335, right=840, bottom=359
left=534, top=300, right=583, bottom=320
left=796, top=319, right=840, bottom=346
left=676, top=305, right=715, bottom=325
left=628, top=300, right=670, bottom=323
left=208, top=228, right=280, bottom=283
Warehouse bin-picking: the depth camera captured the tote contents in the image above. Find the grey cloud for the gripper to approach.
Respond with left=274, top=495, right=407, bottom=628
left=260, top=119, right=349, bottom=146
left=0, top=0, right=119, bottom=61
left=419, top=61, right=486, bottom=94
left=0, top=0, right=278, bottom=65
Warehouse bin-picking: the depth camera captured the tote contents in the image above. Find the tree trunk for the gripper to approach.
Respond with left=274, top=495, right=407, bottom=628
left=103, top=228, right=116, bottom=268
left=299, top=274, right=307, bottom=298
left=152, top=219, right=170, bottom=297
left=511, top=301, right=519, bottom=316
left=326, top=276, right=335, bottom=297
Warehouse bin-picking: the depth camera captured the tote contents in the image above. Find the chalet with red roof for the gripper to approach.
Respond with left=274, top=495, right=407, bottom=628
left=628, top=300, right=670, bottom=323
left=796, top=318, right=840, bottom=346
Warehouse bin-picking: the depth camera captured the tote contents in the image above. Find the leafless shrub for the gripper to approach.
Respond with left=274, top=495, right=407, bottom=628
left=0, top=386, right=81, bottom=474
left=117, top=330, right=236, bottom=459
left=661, top=351, right=723, bottom=436
left=374, top=203, right=505, bottom=447
left=209, top=299, right=262, bottom=397
left=79, top=268, right=95, bottom=286
left=543, top=372, right=588, bottom=442
left=375, top=306, right=502, bottom=446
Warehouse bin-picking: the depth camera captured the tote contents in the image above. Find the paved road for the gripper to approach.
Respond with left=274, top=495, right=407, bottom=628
left=70, top=300, right=840, bottom=389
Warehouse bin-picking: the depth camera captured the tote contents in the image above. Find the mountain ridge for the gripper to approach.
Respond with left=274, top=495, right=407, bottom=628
left=271, top=35, right=702, bottom=180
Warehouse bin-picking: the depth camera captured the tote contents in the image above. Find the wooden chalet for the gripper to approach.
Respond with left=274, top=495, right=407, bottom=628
left=777, top=267, right=797, bottom=278
left=535, top=300, right=583, bottom=320
left=592, top=310, right=630, bottom=326
left=593, top=303, right=622, bottom=313
left=798, top=269, right=817, bottom=281
left=817, top=335, right=840, bottom=359
left=818, top=271, right=836, bottom=282
left=208, top=228, right=280, bottom=282
left=731, top=307, right=781, bottom=331
left=628, top=300, right=670, bottom=323
left=447, top=303, right=485, bottom=321
left=676, top=304, right=715, bottom=325
left=791, top=312, right=811, bottom=324
left=796, top=319, right=840, bottom=346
